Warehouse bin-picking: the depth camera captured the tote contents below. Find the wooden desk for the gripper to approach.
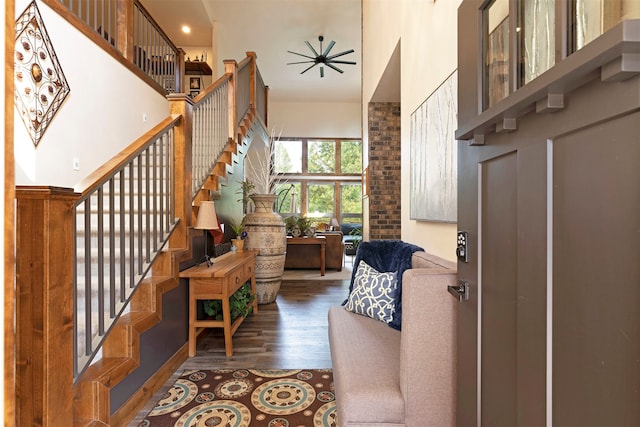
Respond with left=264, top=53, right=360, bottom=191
left=179, top=250, right=258, bottom=357
left=286, top=236, right=326, bottom=276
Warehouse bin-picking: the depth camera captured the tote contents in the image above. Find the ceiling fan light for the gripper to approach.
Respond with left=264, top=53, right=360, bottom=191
left=287, top=35, right=355, bottom=78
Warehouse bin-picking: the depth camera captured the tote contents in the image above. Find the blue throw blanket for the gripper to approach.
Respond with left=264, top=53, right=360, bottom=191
left=344, top=240, right=424, bottom=330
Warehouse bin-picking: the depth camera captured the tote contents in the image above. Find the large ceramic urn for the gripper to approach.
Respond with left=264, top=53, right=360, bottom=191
left=243, top=194, right=287, bottom=304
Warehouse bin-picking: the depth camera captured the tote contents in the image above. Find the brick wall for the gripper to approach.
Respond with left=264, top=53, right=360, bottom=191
left=368, top=102, right=401, bottom=240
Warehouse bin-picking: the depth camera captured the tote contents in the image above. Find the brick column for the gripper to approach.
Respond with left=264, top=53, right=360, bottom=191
left=368, top=102, right=401, bottom=240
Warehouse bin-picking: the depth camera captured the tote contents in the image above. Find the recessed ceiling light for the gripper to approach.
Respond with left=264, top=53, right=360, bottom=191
left=182, top=25, right=191, bottom=34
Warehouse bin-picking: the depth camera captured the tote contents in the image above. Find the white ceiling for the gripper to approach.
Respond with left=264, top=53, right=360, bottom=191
left=140, top=0, right=362, bottom=103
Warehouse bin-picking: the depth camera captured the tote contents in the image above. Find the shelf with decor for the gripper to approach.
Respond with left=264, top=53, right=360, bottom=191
left=185, top=60, right=212, bottom=75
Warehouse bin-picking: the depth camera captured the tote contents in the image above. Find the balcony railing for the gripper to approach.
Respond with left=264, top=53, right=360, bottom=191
left=133, top=1, right=183, bottom=93
left=49, top=0, right=183, bottom=94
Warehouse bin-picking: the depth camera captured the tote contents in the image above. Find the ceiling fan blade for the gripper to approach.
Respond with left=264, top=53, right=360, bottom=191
left=304, top=40, right=320, bottom=58
left=287, top=60, right=317, bottom=65
left=327, top=60, right=357, bottom=65
left=322, top=40, right=336, bottom=57
left=327, top=49, right=355, bottom=60
left=320, top=66, right=325, bottom=78
left=288, top=50, right=316, bottom=60
left=325, top=63, right=344, bottom=74
left=300, top=63, right=319, bottom=74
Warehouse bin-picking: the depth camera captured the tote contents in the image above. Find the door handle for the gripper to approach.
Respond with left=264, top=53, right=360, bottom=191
left=448, top=280, right=469, bottom=302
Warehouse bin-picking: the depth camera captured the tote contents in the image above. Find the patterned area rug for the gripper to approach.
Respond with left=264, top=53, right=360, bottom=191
left=137, top=369, right=337, bottom=427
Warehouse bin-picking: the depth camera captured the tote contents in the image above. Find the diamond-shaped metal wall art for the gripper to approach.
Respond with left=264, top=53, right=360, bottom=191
left=15, top=1, right=71, bottom=147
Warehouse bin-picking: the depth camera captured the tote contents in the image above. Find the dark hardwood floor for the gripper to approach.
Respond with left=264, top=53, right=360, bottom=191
left=127, top=277, right=350, bottom=425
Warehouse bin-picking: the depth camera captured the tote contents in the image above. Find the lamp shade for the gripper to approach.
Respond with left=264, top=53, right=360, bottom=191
left=194, top=201, right=220, bottom=230
left=329, top=218, right=340, bottom=228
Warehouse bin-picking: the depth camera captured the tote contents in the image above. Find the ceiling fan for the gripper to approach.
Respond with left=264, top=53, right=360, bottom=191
left=287, top=35, right=356, bottom=78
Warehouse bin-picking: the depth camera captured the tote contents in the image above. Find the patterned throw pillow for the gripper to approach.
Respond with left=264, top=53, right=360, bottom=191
left=345, top=260, right=399, bottom=324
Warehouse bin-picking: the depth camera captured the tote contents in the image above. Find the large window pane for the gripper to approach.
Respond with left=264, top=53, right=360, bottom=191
left=307, top=183, right=334, bottom=219
left=341, top=183, right=362, bottom=225
left=274, top=140, right=302, bottom=173
left=308, top=140, right=336, bottom=173
left=573, top=0, right=639, bottom=51
left=274, top=182, right=300, bottom=214
left=519, top=0, right=555, bottom=84
left=341, top=140, right=362, bottom=174
left=484, top=0, right=510, bottom=109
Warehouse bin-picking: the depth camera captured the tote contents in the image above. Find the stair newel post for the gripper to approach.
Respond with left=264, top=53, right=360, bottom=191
left=167, top=94, right=194, bottom=256
left=224, top=59, right=238, bottom=142
left=15, top=186, right=79, bottom=426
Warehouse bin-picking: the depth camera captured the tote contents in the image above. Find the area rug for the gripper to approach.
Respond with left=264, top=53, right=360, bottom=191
left=137, top=369, right=337, bottom=427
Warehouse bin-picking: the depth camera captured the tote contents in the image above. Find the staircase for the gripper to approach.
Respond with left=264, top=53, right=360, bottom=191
left=14, top=2, right=270, bottom=423
left=70, top=107, right=265, bottom=425
left=14, top=9, right=269, bottom=422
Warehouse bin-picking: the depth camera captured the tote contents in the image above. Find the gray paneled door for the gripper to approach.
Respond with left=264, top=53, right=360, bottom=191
left=456, top=107, right=640, bottom=426
left=455, top=6, right=640, bottom=425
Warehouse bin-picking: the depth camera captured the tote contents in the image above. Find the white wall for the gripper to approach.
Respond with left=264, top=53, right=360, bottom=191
left=14, top=0, right=169, bottom=188
left=268, top=101, right=361, bottom=138
left=363, top=0, right=462, bottom=261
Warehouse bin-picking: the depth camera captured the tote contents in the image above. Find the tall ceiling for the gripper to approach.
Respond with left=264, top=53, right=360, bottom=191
left=140, top=0, right=362, bottom=103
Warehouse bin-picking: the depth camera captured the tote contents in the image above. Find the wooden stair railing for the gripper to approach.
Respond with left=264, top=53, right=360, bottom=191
left=15, top=52, right=269, bottom=426
left=42, top=0, right=185, bottom=97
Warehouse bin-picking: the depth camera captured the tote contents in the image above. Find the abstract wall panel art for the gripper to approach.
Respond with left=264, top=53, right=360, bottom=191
left=410, top=70, right=458, bottom=222
left=15, top=1, right=70, bottom=147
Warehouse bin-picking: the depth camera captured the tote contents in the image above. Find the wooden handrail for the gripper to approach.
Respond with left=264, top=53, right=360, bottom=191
left=74, top=115, right=182, bottom=197
left=237, top=55, right=253, bottom=71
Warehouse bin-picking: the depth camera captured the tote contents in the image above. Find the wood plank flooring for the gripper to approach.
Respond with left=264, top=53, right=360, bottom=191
left=127, top=277, right=350, bottom=425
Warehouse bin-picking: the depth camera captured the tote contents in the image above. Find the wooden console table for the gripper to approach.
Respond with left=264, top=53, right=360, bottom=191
left=286, top=236, right=326, bottom=276
left=179, top=250, right=258, bottom=357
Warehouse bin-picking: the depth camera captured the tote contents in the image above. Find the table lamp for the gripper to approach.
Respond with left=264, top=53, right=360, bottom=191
left=330, top=218, right=340, bottom=231
left=194, top=201, right=220, bottom=267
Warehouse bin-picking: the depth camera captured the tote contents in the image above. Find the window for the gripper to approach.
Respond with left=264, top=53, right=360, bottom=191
left=308, top=183, right=335, bottom=220
left=340, top=183, right=362, bottom=225
left=484, top=0, right=510, bottom=109
left=341, top=140, right=362, bottom=174
left=308, top=140, right=335, bottom=173
left=482, top=0, right=640, bottom=110
left=518, top=0, right=555, bottom=85
left=273, top=138, right=362, bottom=226
left=571, top=0, right=640, bottom=52
left=275, top=182, right=301, bottom=214
left=274, top=140, right=302, bottom=173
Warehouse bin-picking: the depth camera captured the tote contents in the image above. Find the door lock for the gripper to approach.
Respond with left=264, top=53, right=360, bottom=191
left=456, top=231, right=469, bottom=263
